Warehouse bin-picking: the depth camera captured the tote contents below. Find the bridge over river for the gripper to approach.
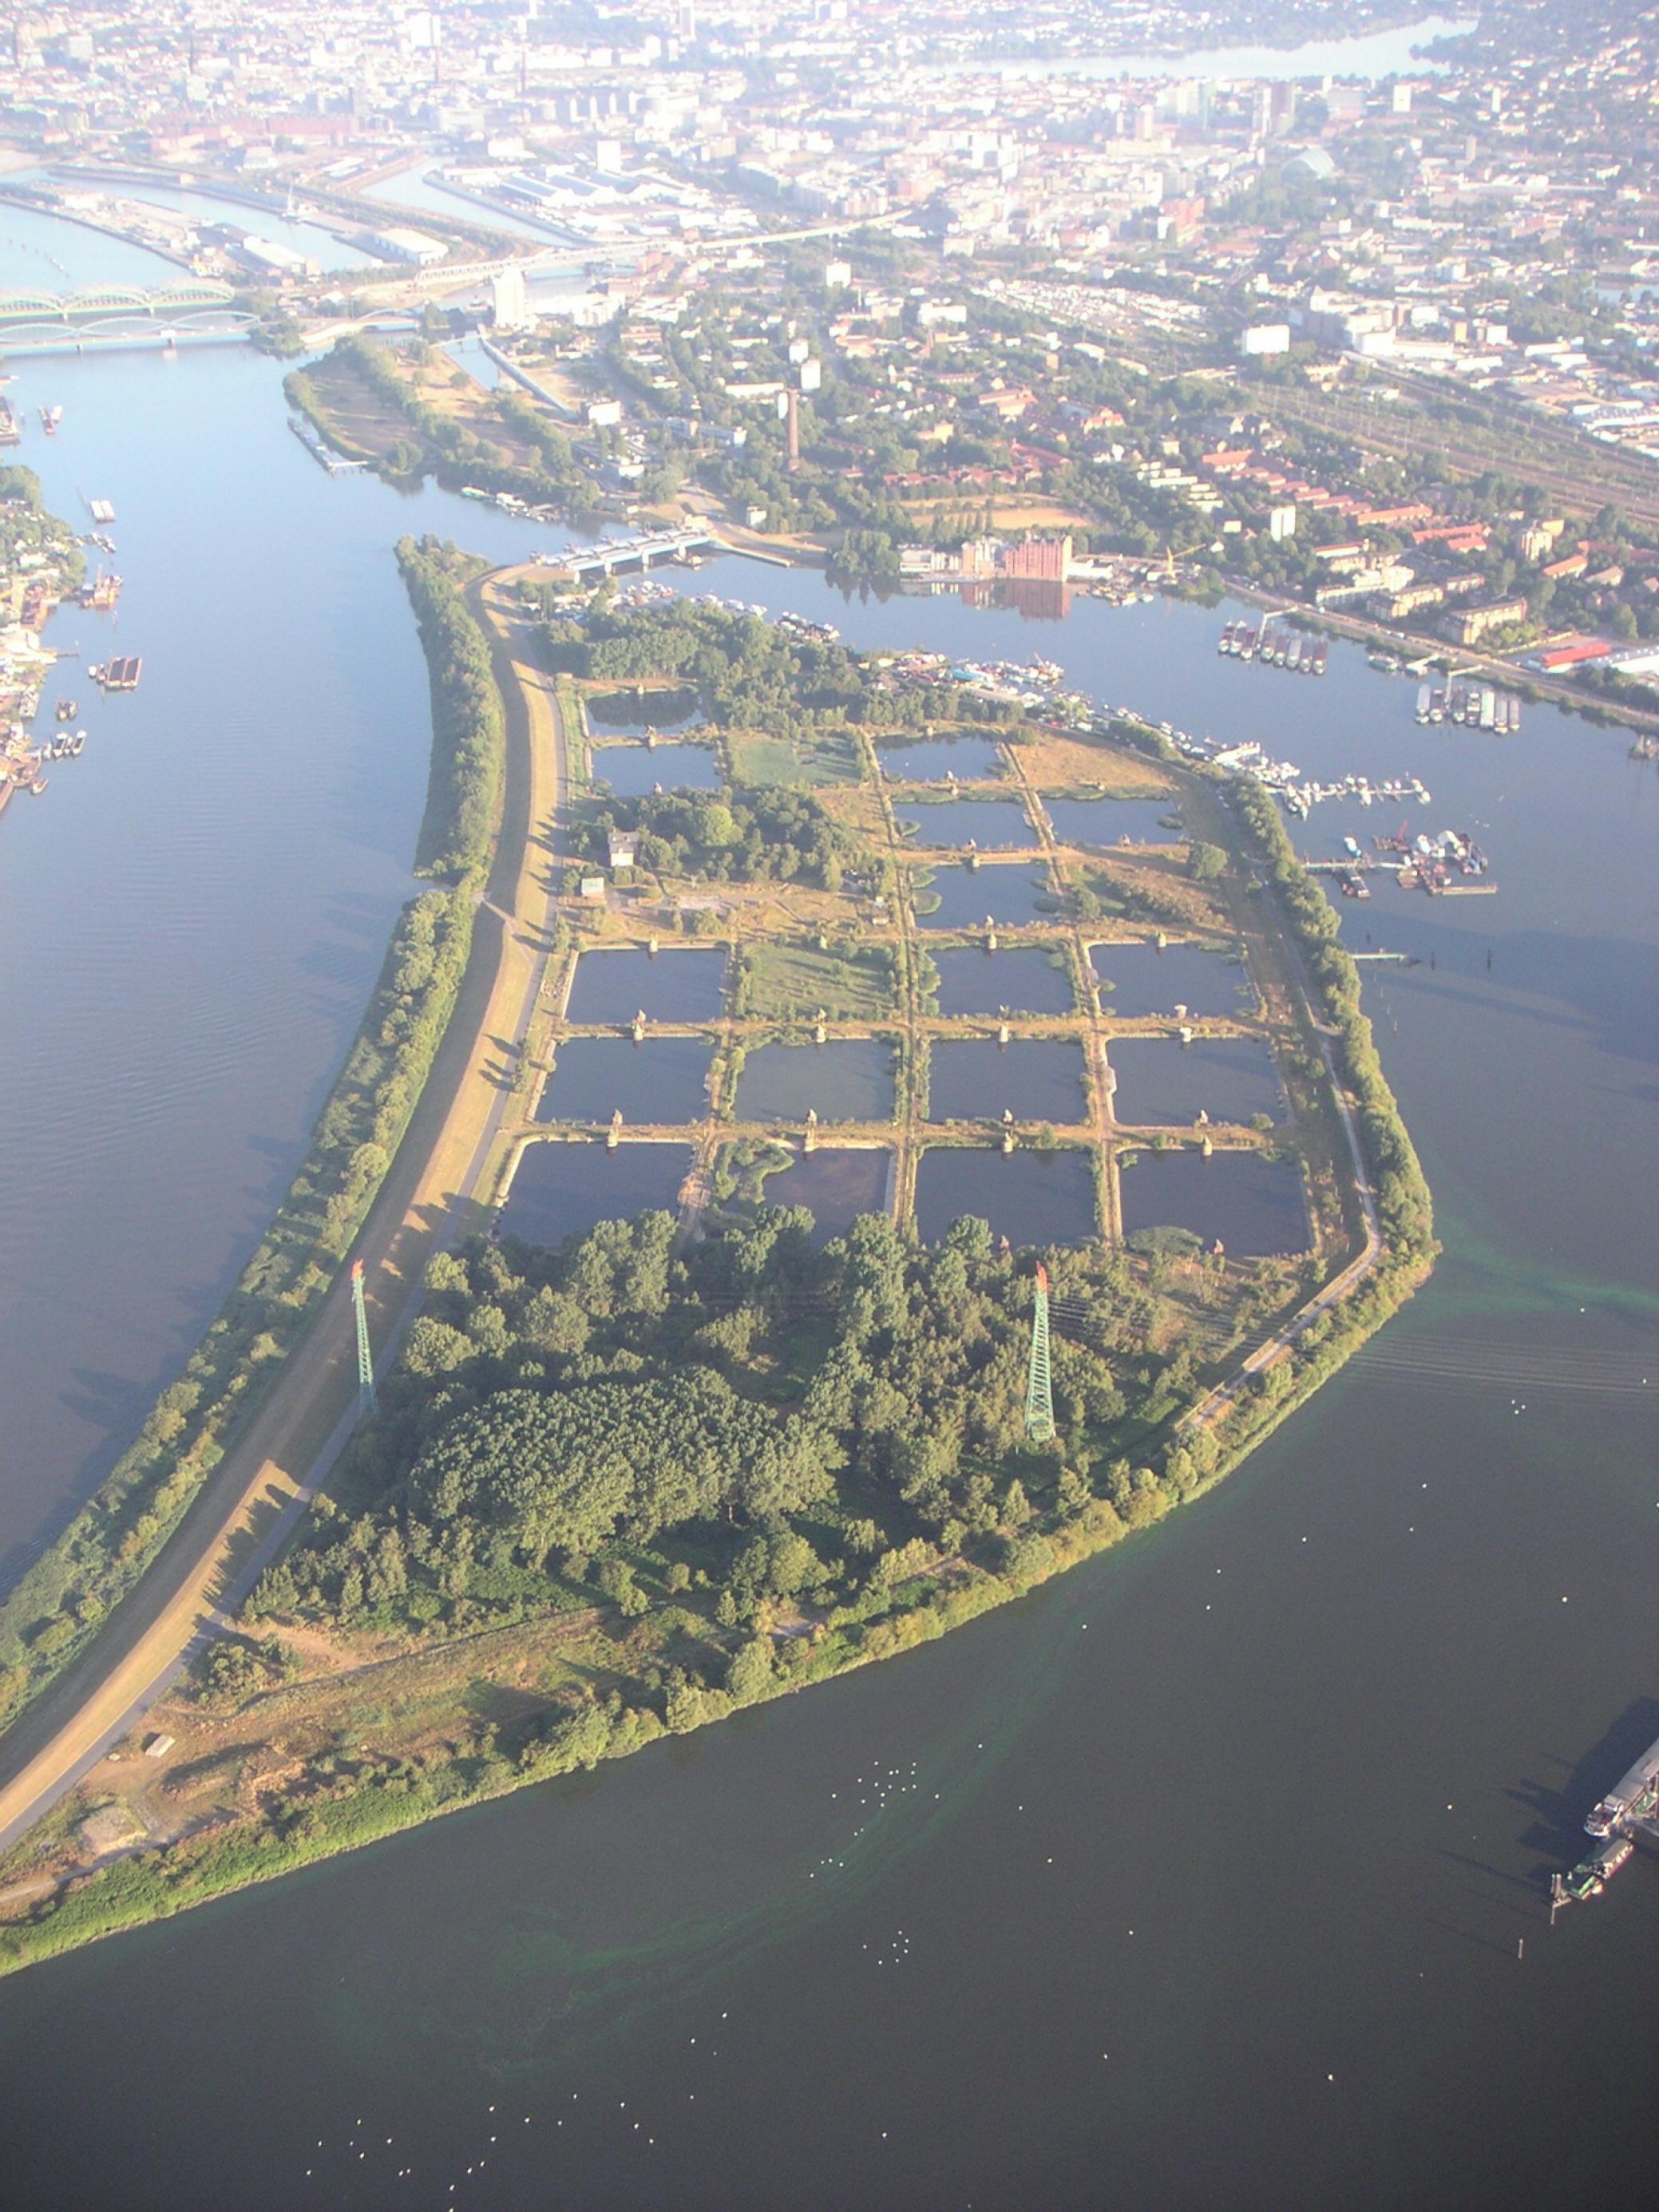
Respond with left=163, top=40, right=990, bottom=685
left=0, top=277, right=240, bottom=326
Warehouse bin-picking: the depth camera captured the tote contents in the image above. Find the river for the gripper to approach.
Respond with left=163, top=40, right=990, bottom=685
left=0, top=327, right=1655, bottom=2207
left=919, top=13, right=1475, bottom=81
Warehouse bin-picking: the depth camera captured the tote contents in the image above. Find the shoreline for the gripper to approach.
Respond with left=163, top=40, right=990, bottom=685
left=0, top=1216, right=1430, bottom=1980
left=0, top=564, right=556, bottom=1847
left=0, top=572, right=1433, bottom=1976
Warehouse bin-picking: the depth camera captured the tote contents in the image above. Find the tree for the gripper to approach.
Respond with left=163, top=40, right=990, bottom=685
left=727, top=1638, right=774, bottom=1704
left=1188, top=841, right=1226, bottom=883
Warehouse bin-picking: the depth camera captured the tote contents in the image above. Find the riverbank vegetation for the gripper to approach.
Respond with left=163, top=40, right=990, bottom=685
left=0, top=595, right=1433, bottom=1976
left=285, top=337, right=608, bottom=520
left=0, top=465, right=85, bottom=603
left=396, top=536, right=504, bottom=884
left=0, top=888, right=474, bottom=1731
left=0, top=536, right=509, bottom=1731
left=0, top=1202, right=1306, bottom=1975
left=1227, top=778, right=1433, bottom=1262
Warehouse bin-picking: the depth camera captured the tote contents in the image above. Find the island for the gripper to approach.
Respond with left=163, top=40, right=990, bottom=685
left=0, top=565, right=1431, bottom=1974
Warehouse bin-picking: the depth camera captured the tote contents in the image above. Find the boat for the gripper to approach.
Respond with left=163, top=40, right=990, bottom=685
left=1594, top=1835, right=1635, bottom=1882
left=55, top=698, right=77, bottom=722
left=39, top=404, right=62, bottom=434
left=79, top=570, right=122, bottom=610
left=1415, top=683, right=1431, bottom=724
left=1585, top=1728, right=1659, bottom=1838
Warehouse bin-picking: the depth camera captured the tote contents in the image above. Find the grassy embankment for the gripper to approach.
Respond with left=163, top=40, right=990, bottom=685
left=0, top=548, right=505, bottom=1736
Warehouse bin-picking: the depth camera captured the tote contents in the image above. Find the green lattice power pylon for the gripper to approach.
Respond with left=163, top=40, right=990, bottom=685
left=1025, top=1262, right=1055, bottom=1443
left=351, top=1260, right=377, bottom=1418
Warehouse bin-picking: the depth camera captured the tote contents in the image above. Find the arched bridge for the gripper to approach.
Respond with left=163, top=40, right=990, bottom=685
left=0, top=278, right=237, bottom=326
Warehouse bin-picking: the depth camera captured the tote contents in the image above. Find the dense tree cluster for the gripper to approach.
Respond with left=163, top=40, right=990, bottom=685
left=580, top=782, right=857, bottom=888
left=267, top=1203, right=1206, bottom=1647
left=1228, top=778, right=1434, bottom=1256
left=397, top=536, right=503, bottom=885
left=544, top=596, right=876, bottom=727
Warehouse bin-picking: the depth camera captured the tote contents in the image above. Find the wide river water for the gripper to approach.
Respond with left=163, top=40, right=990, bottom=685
left=0, top=326, right=1655, bottom=2210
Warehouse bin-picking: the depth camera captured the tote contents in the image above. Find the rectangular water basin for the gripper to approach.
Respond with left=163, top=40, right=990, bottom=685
left=504, top=1142, right=693, bottom=1249
left=914, top=1146, right=1099, bottom=1248
left=564, top=947, right=728, bottom=1024
left=928, top=1039, right=1088, bottom=1124
left=1044, top=796, right=1182, bottom=847
left=894, top=798, right=1036, bottom=851
left=877, top=734, right=1004, bottom=783
left=1109, top=1035, right=1284, bottom=1126
left=757, top=1147, right=892, bottom=1242
left=537, top=1036, right=712, bottom=1125
left=915, top=865, right=1056, bottom=931
left=735, top=1039, right=896, bottom=1122
left=584, top=685, right=701, bottom=733
left=929, top=944, right=1076, bottom=1018
left=1091, top=940, right=1252, bottom=1020
left=1117, top=1147, right=1309, bottom=1257
left=589, top=742, right=720, bottom=796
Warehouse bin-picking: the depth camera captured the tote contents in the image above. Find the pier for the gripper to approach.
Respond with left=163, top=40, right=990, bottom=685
left=288, top=414, right=366, bottom=476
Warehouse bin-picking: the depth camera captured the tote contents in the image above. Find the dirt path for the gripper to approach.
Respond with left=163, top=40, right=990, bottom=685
left=0, top=573, right=564, bottom=1854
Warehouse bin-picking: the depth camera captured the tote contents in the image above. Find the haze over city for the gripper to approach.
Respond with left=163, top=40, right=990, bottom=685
left=0, top=5, right=1654, bottom=2208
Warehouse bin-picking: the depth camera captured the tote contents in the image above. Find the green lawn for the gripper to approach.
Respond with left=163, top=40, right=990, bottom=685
left=735, top=940, right=899, bottom=1020
left=727, top=726, right=861, bottom=787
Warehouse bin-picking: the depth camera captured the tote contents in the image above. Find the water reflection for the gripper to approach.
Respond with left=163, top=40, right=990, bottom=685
left=502, top=1142, right=693, bottom=1249
left=758, top=1148, right=893, bottom=1241
left=735, top=1041, right=896, bottom=1122
left=928, top=1040, right=1087, bottom=1123
left=564, top=949, right=728, bottom=1025
left=1110, top=1035, right=1283, bottom=1126
left=914, top=865, right=1055, bottom=930
left=1091, top=940, right=1250, bottom=1019
left=894, top=799, right=1035, bottom=851
left=929, top=945, right=1075, bottom=1017
left=913, top=1146, right=1099, bottom=1246
left=589, top=742, right=720, bottom=797
left=537, top=1038, right=712, bottom=1125
left=876, top=735, right=1004, bottom=784
left=1117, top=1146, right=1309, bottom=1256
